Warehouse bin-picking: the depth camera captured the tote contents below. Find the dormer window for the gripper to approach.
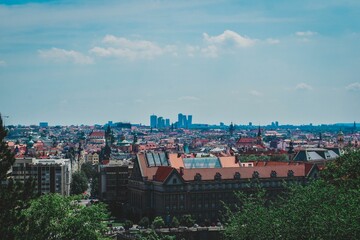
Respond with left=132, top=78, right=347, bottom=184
left=234, top=172, right=241, bottom=180
left=270, top=170, right=277, bottom=178
left=214, top=172, right=222, bottom=181
left=288, top=170, right=294, bottom=177
left=252, top=171, right=259, bottom=179
left=194, top=173, right=202, bottom=181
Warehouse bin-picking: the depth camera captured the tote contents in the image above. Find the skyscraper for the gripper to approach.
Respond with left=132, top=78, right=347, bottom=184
left=150, top=114, right=157, bottom=128
left=178, top=113, right=183, bottom=128
left=187, top=115, right=192, bottom=128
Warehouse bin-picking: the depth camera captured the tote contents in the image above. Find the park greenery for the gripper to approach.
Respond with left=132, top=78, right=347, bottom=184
left=223, top=150, right=360, bottom=240
left=0, top=115, right=110, bottom=239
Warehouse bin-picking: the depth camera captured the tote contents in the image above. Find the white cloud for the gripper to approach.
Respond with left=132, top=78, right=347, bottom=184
left=266, top=38, right=280, bottom=45
left=295, top=83, right=313, bottom=91
left=250, top=90, right=263, bottom=97
left=0, top=60, right=7, bottom=67
left=201, top=45, right=218, bottom=58
left=178, top=96, right=200, bottom=101
left=38, top=48, right=93, bottom=65
left=346, top=82, right=360, bottom=91
left=295, top=31, right=317, bottom=37
left=90, top=35, right=177, bottom=60
left=203, top=30, right=256, bottom=48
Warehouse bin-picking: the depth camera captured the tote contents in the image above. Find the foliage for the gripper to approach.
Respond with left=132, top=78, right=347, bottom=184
left=0, top=114, right=15, bottom=179
left=139, top=230, right=176, bottom=240
left=152, top=216, right=165, bottom=229
left=223, top=151, right=360, bottom=240
left=124, top=219, right=133, bottom=230
left=70, top=171, right=88, bottom=195
left=91, top=171, right=99, bottom=197
left=239, top=154, right=270, bottom=162
left=0, top=114, right=36, bottom=239
left=170, top=216, right=180, bottom=228
left=15, top=193, right=110, bottom=240
left=81, top=162, right=97, bottom=179
left=321, top=150, right=360, bottom=188
left=269, top=154, right=288, bottom=162
left=179, top=214, right=195, bottom=227
left=138, top=216, right=150, bottom=228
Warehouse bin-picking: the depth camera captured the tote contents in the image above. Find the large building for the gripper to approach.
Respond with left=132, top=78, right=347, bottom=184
left=128, top=152, right=319, bottom=222
left=150, top=115, right=157, bottom=128
left=11, top=158, right=71, bottom=196
left=98, top=160, right=130, bottom=203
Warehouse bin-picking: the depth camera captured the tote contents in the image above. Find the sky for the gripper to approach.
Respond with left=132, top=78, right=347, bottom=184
left=1, top=0, right=360, bottom=126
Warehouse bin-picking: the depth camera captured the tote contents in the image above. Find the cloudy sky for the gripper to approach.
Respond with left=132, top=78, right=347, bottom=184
left=1, top=0, right=360, bottom=126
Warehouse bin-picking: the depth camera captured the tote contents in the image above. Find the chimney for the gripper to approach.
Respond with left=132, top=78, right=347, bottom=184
left=180, top=167, right=184, bottom=176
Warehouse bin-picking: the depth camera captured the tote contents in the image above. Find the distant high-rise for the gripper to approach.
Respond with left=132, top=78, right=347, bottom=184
left=187, top=115, right=192, bottom=128
left=39, top=122, right=48, bottom=128
left=150, top=114, right=157, bottom=128
left=157, top=117, right=165, bottom=129
left=178, top=113, right=183, bottom=128
left=165, top=119, right=170, bottom=127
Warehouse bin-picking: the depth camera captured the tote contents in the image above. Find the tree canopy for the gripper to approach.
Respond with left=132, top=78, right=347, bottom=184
left=223, top=150, right=360, bottom=240
left=0, top=114, right=36, bottom=239
left=70, top=171, right=88, bottom=195
left=15, top=194, right=110, bottom=240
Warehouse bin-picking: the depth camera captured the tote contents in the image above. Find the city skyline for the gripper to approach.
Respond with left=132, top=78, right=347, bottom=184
left=1, top=0, right=360, bottom=126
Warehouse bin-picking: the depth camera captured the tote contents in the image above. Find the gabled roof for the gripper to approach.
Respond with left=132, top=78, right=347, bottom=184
left=153, top=166, right=175, bottom=182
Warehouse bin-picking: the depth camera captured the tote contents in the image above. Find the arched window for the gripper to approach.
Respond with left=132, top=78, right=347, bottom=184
left=252, top=171, right=259, bottom=178
left=194, top=173, right=202, bottom=181
left=287, top=170, right=294, bottom=177
left=270, top=170, right=277, bottom=178
left=214, top=172, right=222, bottom=181
left=234, top=172, right=241, bottom=180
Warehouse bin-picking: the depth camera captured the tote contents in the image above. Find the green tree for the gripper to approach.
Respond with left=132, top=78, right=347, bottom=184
left=138, top=216, right=150, bottom=228
left=152, top=216, right=165, bottom=229
left=124, top=219, right=133, bottom=230
left=71, top=171, right=88, bottom=195
left=179, top=214, right=195, bottom=227
left=0, top=114, right=36, bottom=239
left=223, top=151, right=360, bottom=240
left=91, top=171, right=99, bottom=197
left=0, top=114, right=15, bottom=179
left=15, top=194, right=110, bottom=240
left=81, top=162, right=97, bottom=179
left=170, top=216, right=180, bottom=228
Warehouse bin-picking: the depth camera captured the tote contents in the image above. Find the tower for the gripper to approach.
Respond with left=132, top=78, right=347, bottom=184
left=150, top=114, right=157, bottom=128
left=256, top=126, right=262, bottom=145
left=337, top=129, right=344, bottom=148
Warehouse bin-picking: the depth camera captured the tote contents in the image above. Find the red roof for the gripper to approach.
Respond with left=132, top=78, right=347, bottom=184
left=237, top=138, right=257, bottom=144
left=153, top=166, right=174, bottom=182
left=89, top=131, right=105, bottom=138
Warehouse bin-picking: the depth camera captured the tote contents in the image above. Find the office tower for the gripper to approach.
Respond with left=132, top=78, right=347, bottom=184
left=178, top=113, right=183, bottom=128
left=150, top=114, right=157, bottom=128
left=165, top=119, right=170, bottom=127
left=187, top=115, right=192, bottom=128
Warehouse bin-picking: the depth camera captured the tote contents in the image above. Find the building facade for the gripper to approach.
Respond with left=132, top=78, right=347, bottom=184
left=128, top=152, right=319, bottom=222
left=11, top=158, right=71, bottom=196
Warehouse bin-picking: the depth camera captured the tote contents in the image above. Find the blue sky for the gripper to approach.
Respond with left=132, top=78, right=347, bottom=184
left=1, top=0, right=360, bottom=126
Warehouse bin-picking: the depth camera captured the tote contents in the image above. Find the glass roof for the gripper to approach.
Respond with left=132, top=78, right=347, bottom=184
left=183, top=157, right=222, bottom=169
left=146, top=152, right=169, bottom=167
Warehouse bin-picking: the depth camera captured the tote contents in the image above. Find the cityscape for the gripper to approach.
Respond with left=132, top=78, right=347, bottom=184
left=1, top=0, right=360, bottom=239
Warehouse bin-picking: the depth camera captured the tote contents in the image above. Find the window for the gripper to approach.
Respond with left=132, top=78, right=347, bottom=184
left=194, top=173, right=202, bottom=181
left=252, top=171, right=259, bottom=178
left=270, top=170, right=277, bottom=178
left=214, top=172, right=222, bottom=181
left=287, top=170, right=294, bottom=177
left=172, top=178, right=177, bottom=184
left=234, top=172, right=241, bottom=180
